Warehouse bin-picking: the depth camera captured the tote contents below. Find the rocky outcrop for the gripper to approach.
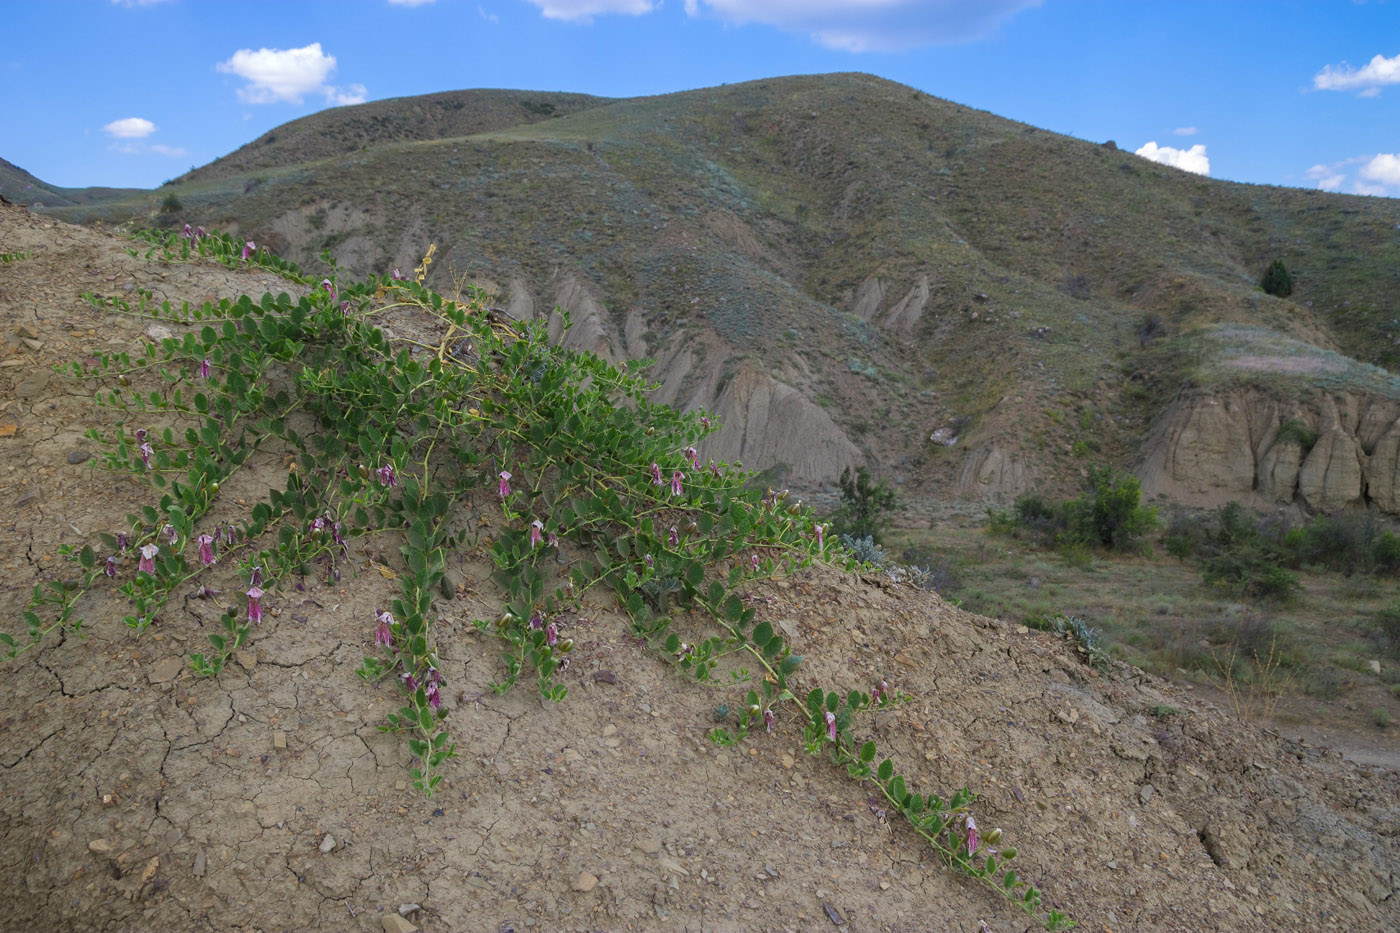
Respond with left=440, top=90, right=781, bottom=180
left=1139, top=388, right=1400, bottom=515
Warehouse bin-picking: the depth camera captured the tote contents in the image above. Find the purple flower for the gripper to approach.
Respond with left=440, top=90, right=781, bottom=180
left=376, top=462, right=397, bottom=488
left=182, top=224, right=192, bottom=239
left=105, top=556, right=118, bottom=578
left=670, top=470, right=684, bottom=497
left=392, top=268, right=403, bottom=281
left=426, top=680, right=441, bottom=711
left=650, top=462, right=663, bottom=485
left=246, top=585, right=264, bottom=624
left=242, top=240, right=254, bottom=261
left=221, top=524, right=236, bottom=546
left=498, top=470, right=512, bottom=498
left=135, top=428, right=147, bottom=443
left=401, top=671, right=417, bottom=692
left=529, top=519, right=544, bottom=548
left=709, top=460, right=719, bottom=477
left=139, top=443, right=153, bottom=468
left=311, top=517, right=327, bottom=534
left=547, top=531, right=559, bottom=548
left=375, top=610, right=395, bottom=647
left=116, top=532, right=130, bottom=551
left=331, top=521, right=346, bottom=548
left=824, top=710, right=837, bottom=742
left=644, top=553, right=654, bottom=570
left=249, top=566, right=263, bottom=587
left=197, top=533, right=215, bottom=567
left=546, top=623, right=558, bottom=647
left=750, top=553, right=761, bottom=572
left=164, top=524, right=179, bottom=545
left=138, top=544, right=158, bottom=574
left=196, top=358, right=211, bottom=380
left=529, top=610, right=544, bottom=631
left=340, top=300, right=351, bottom=316
left=320, top=278, right=336, bottom=300
left=683, top=446, right=699, bottom=470
left=763, top=708, right=775, bottom=733
left=964, top=814, right=980, bottom=857
left=814, top=523, right=825, bottom=551
left=700, top=416, right=711, bottom=429
left=668, top=525, right=679, bottom=547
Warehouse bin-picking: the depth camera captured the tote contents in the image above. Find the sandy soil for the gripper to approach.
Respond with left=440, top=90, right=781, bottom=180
left=2, top=201, right=1397, bottom=932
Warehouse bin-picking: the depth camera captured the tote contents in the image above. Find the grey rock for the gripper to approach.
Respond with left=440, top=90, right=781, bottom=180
left=1139, top=783, right=1155, bottom=804
left=66, top=449, right=92, bottom=465
left=319, top=834, right=336, bottom=854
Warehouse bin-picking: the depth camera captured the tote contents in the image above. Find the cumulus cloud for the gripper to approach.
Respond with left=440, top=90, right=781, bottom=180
left=103, top=117, right=156, bottom=139
left=1314, top=52, right=1400, bottom=96
left=1305, top=163, right=1345, bottom=192
left=1301, top=154, right=1400, bottom=197
left=1134, top=141, right=1210, bottom=176
left=1172, top=126, right=1198, bottom=136
left=1359, top=152, right=1400, bottom=188
left=685, top=0, right=1041, bottom=52
left=216, top=43, right=365, bottom=106
left=524, top=0, right=655, bottom=21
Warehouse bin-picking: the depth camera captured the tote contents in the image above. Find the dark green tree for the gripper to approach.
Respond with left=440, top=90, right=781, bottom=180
left=834, top=466, right=897, bottom=540
left=1261, top=259, right=1293, bottom=298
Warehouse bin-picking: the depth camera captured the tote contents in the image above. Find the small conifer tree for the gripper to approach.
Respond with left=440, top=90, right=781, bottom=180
left=1261, top=259, right=1293, bottom=298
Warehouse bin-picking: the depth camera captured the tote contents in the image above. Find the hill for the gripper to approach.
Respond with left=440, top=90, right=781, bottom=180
left=1, top=199, right=1397, bottom=932
left=34, top=73, right=1400, bottom=517
left=0, top=156, right=140, bottom=208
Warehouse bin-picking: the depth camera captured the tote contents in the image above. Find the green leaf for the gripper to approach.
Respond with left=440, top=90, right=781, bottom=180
left=779, top=654, right=802, bottom=675
left=751, top=621, right=773, bottom=646
left=859, top=741, right=876, bottom=764
left=877, top=759, right=894, bottom=782
left=805, top=688, right=824, bottom=713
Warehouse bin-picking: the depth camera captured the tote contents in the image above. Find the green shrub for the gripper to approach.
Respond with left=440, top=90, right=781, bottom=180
left=1376, top=603, right=1400, bottom=659
left=1261, top=259, right=1293, bottom=298
left=158, top=193, right=183, bottom=215
left=830, top=466, right=897, bottom=541
left=1374, top=532, right=1400, bottom=575
left=1078, top=466, right=1157, bottom=550
left=1273, top=419, right=1318, bottom=453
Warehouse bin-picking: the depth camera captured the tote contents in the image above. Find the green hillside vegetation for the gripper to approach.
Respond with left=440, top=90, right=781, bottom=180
left=0, top=157, right=141, bottom=208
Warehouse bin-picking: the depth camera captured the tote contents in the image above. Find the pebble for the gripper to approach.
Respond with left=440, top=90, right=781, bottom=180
left=21, top=337, right=43, bottom=351
left=573, top=871, right=598, bottom=892
left=397, top=904, right=421, bottom=917
left=382, top=916, right=417, bottom=933
left=15, top=370, right=49, bottom=398
left=273, top=731, right=287, bottom=750
left=66, top=449, right=91, bottom=464
left=319, top=834, right=336, bottom=854
left=592, top=670, right=616, bottom=684
left=635, top=837, right=662, bottom=854
left=602, top=724, right=617, bottom=737
left=233, top=649, right=256, bottom=671
left=1139, top=784, right=1155, bottom=804
left=149, top=657, right=183, bottom=684
left=88, top=838, right=114, bottom=854
left=15, top=325, right=38, bottom=340
left=193, top=849, right=207, bottom=877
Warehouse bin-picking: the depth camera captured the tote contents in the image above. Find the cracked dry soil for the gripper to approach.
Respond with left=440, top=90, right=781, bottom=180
left=2, top=201, right=1398, bottom=932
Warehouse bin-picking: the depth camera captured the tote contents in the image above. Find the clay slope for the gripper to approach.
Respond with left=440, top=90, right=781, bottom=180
left=3, top=204, right=1398, bottom=933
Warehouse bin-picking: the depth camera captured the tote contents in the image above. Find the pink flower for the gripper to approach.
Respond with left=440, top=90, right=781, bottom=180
left=644, top=553, right=653, bottom=570
left=138, top=544, right=158, bottom=574
left=376, top=462, right=396, bottom=488
left=498, top=470, right=512, bottom=498
left=529, top=519, right=544, bottom=548
left=320, top=278, right=336, bottom=300
left=671, top=470, right=684, bottom=497
left=426, top=680, right=441, bottom=711
left=683, top=446, right=699, bottom=470
left=197, top=534, right=215, bottom=567
left=750, top=553, right=761, bottom=572
left=814, top=523, right=825, bottom=551
left=824, top=710, right=837, bottom=742
left=401, top=671, right=417, bottom=692
left=246, top=585, right=264, bottom=624
left=763, top=708, right=775, bottom=733
left=392, top=268, right=403, bottom=281
left=375, top=610, right=395, bottom=648
left=700, top=416, right=711, bottom=429
left=709, top=460, right=719, bottom=477
left=547, top=531, right=559, bottom=548
left=105, top=556, right=118, bottom=578
left=199, top=358, right=211, bottom=379
left=139, top=443, right=153, bottom=468
left=529, top=610, right=544, bottom=630
left=164, top=524, right=179, bottom=545
left=546, top=623, right=558, bottom=647
left=650, top=462, right=663, bottom=485
left=249, top=566, right=263, bottom=587
left=242, top=240, right=254, bottom=261
left=964, top=814, right=980, bottom=857
left=668, top=525, right=679, bottom=547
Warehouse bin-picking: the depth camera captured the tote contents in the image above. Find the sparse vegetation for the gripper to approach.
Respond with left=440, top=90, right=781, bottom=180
left=991, top=466, right=1156, bottom=555
left=831, top=466, right=898, bottom=541
left=1261, top=259, right=1294, bottom=298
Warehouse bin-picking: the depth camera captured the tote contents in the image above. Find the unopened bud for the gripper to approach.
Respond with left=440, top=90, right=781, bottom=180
left=558, top=638, right=574, bottom=653
left=684, top=522, right=698, bottom=537
left=1000, top=847, right=1017, bottom=860
left=985, top=828, right=1002, bottom=845
left=645, top=427, right=655, bottom=436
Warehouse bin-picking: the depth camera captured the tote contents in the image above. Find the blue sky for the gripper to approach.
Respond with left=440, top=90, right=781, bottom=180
left=5, top=0, right=1400, bottom=198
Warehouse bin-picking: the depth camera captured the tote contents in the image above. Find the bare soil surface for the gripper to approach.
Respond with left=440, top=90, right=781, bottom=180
left=2, top=201, right=1398, bottom=932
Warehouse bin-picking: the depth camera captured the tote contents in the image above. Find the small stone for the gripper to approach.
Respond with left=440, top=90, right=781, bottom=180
left=66, top=449, right=91, bottom=465
left=149, top=657, right=183, bottom=684
left=319, top=834, right=336, bottom=854
left=879, top=881, right=890, bottom=891
left=273, top=731, right=287, bottom=750
left=233, top=649, right=256, bottom=671
left=602, top=724, right=617, bottom=737
left=1016, top=625, right=1029, bottom=634
left=396, top=780, right=407, bottom=791
left=823, top=900, right=845, bottom=926
left=145, top=324, right=174, bottom=341
left=397, top=903, right=422, bottom=917
left=1139, top=783, right=1155, bottom=804
left=192, top=849, right=207, bottom=877
left=15, top=325, right=38, bottom=340
left=573, top=871, right=599, bottom=892
left=780, top=753, right=794, bottom=770
left=592, top=670, right=617, bottom=685
left=21, top=337, right=43, bottom=351
left=15, top=370, right=49, bottom=398
left=88, top=838, right=114, bottom=855
left=1367, top=660, right=1382, bottom=675
left=382, top=916, right=417, bottom=933
left=635, top=837, right=662, bottom=854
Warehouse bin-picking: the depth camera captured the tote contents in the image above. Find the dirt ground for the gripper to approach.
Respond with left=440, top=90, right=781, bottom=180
left=2, top=200, right=1397, bottom=932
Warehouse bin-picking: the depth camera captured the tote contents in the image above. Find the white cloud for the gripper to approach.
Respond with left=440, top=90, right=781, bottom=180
left=478, top=4, right=500, bottom=22
left=1301, top=154, right=1399, bottom=197
left=1172, top=126, right=1198, bottom=136
left=1134, top=141, right=1210, bottom=176
left=1305, top=163, right=1345, bottom=192
left=1359, top=152, right=1400, bottom=188
left=685, top=0, right=1041, bottom=52
left=149, top=144, right=188, bottom=157
left=103, top=117, right=157, bottom=139
left=524, top=0, right=655, bottom=21
left=216, top=42, right=366, bottom=106
left=1314, top=52, right=1400, bottom=95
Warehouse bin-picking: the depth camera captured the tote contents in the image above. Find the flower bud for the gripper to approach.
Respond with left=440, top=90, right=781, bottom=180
left=684, top=522, right=698, bottom=537
left=645, top=427, right=655, bottom=436
left=985, top=828, right=1002, bottom=845
left=1000, top=847, right=1017, bottom=860
left=558, top=638, right=574, bottom=653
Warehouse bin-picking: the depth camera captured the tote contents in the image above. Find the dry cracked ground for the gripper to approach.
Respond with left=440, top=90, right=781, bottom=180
left=1, top=200, right=1397, bottom=933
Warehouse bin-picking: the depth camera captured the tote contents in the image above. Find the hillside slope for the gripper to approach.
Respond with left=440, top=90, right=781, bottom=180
left=37, top=74, right=1400, bottom=513
left=2, top=200, right=1398, bottom=933
left=0, top=157, right=140, bottom=208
